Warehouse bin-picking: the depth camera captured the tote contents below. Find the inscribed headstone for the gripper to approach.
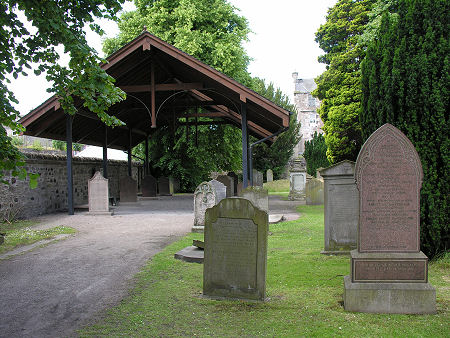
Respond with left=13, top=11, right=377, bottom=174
left=266, top=169, right=273, bottom=182
left=158, top=177, right=171, bottom=196
left=216, top=175, right=233, bottom=198
left=141, top=175, right=157, bottom=197
left=193, top=182, right=217, bottom=227
left=239, top=186, right=269, bottom=213
left=344, top=124, right=435, bottom=314
left=288, top=172, right=306, bottom=201
left=305, top=178, right=324, bottom=205
left=119, top=176, right=137, bottom=203
left=227, top=171, right=238, bottom=196
left=209, top=179, right=226, bottom=203
left=203, top=198, right=268, bottom=301
left=88, top=171, right=110, bottom=214
left=319, top=161, right=357, bottom=254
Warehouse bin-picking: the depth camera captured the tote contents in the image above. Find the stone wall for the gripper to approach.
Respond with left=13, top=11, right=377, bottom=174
left=0, top=151, right=141, bottom=219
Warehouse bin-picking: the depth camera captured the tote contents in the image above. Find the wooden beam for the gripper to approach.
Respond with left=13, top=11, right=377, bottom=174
left=119, top=83, right=203, bottom=92
left=33, top=109, right=65, bottom=137
left=178, top=121, right=230, bottom=126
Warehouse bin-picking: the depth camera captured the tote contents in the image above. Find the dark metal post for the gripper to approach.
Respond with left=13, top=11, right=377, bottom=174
left=241, top=101, right=249, bottom=188
left=249, top=146, right=253, bottom=186
left=144, top=135, right=149, bottom=176
left=66, top=115, right=74, bottom=215
left=103, top=126, right=108, bottom=178
left=128, top=127, right=132, bottom=177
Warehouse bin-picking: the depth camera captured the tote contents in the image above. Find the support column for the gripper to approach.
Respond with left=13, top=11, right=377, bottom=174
left=103, top=125, right=108, bottom=178
left=66, top=115, right=74, bottom=215
left=128, top=127, right=132, bottom=177
left=249, top=146, right=253, bottom=186
left=241, top=101, right=249, bottom=188
left=151, top=61, right=156, bottom=128
left=144, top=134, right=149, bottom=176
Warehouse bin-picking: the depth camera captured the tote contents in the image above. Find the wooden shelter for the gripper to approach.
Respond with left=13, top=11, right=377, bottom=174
left=19, top=31, right=292, bottom=214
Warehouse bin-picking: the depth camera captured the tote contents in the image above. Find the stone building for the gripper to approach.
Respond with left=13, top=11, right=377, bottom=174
left=292, top=72, right=323, bottom=156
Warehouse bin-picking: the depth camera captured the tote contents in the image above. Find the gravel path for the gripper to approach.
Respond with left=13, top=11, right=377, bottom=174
left=0, top=194, right=299, bottom=337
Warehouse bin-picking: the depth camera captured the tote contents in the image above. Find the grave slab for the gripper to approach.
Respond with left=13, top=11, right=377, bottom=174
left=119, top=176, right=137, bottom=203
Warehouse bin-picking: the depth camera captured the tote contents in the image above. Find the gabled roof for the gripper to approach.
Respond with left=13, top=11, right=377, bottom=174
left=20, top=31, right=291, bottom=150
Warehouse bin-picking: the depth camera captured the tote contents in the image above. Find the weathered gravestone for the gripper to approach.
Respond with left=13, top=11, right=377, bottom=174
left=192, top=181, right=217, bottom=232
left=266, top=169, right=273, bottom=182
left=288, top=157, right=307, bottom=201
left=158, top=177, right=171, bottom=196
left=217, top=175, right=233, bottom=198
left=227, top=171, right=238, bottom=196
left=305, top=178, right=324, bottom=205
left=239, top=186, right=269, bottom=213
left=119, top=176, right=137, bottom=203
left=344, top=124, right=436, bottom=314
left=236, top=182, right=243, bottom=196
left=88, top=171, right=112, bottom=215
left=203, top=198, right=268, bottom=301
left=209, top=179, right=226, bottom=204
left=141, top=175, right=157, bottom=197
left=320, top=161, right=358, bottom=254
left=252, top=169, right=263, bottom=187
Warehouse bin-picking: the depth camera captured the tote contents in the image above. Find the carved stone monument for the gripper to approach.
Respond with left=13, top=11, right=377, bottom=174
left=320, top=161, right=358, bottom=254
left=141, top=175, right=157, bottom=197
left=192, top=181, right=217, bottom=232
left=344, top=124, right=436, bottom=314
left=305, top=178, right=324, bottom=205
left=227, top=171, right=238, bottom=196
left=216, top=175, right=233, bottom=198
left=119, top=176, right=137, bottom=203
left=209, top=179, right=226, bottom=204
left=158, top=177, right=171, bottom=196
left=88, top=171, right=112, bottom=215
left=252, top=170, right=263, bottom=187
left=203, top=198, right=268, bottom=301
left=288, top=157, right=307, bottom=201
left=266, top=169, right=273, bottom=182
left=239, top=186, right=269, bottom=213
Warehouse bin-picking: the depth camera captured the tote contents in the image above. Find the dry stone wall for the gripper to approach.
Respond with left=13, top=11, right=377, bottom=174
left=0, top=151, right=140, bottom=219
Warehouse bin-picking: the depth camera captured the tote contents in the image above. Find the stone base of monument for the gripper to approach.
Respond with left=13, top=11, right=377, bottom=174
left=87, top=210, right=114, bottom=216
left=174, top=246, right=204, bottom=263
left=320, top=250, right=352, bottom=255
left=288, top=193, right=305, bottom=201
left=191, top=225, right=204, bottom=233
left=344, top=275, right=436, bottom=314
left=268, top=214, right=285, bottom=224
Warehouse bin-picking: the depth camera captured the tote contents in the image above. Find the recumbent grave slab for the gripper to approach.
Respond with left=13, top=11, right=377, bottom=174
left=203, top=198, right=268, bottom=301
left=344, top=124, right=436, bottom=314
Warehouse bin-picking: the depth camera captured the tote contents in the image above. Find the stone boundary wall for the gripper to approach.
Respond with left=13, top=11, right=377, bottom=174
left=0, top=151, right=141, bottom=219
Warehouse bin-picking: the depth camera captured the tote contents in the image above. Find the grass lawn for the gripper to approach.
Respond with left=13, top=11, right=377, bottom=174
left=0, top=220, right=76, bottom=255
left=79, top=205, right=449, bottom=337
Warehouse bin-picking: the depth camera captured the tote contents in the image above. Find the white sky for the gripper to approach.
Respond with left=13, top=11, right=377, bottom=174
left=10, top=0, right=336, bottom=116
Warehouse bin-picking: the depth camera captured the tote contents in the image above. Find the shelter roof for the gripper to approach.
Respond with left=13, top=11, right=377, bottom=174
left=19, top=31, right=291, bottom=150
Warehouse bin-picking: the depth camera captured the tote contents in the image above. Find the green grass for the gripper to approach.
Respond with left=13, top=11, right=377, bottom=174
left=264, top=179, right=289, bottom=193
left=0, top=220, right=76, bottom=254
left=79, top=205, right=449, bottom=337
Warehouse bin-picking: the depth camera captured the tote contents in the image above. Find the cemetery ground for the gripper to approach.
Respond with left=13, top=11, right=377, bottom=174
left=79, top=205, right=449, bottom=337
left=264, top=179, right=290, bottom=198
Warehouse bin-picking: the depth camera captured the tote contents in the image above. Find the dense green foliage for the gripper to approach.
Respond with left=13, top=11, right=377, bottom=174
left=51, top=140, right=84, bottom=152
left=303, top=132, right=330, bottom=177
left=313, top=0, right=375, bottom=164
left=117, top=0, right=298, bottom=189
left=251, top=78, right=300, bottom=180
left=360, top=0, right=449, bottom=257
left=1, top=0, right=127, bottom=185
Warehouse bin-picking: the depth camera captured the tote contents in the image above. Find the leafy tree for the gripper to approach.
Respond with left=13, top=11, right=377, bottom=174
left=251, top=78, right=301, bottom=180
left=313, top=0, right=375, bottom=164
left=360, top=0, right=449, bottom=257
left=1, top=0, right=127, bottom=185
left=303, top=132, right=330, bottom=177
left=52, top=140, right=84, bottom=152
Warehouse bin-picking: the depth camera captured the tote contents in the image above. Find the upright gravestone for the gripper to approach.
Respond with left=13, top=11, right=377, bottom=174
left=209, top=179, right=226, bottom=204
left=88, top=171, right=112, bottom=215
left=119, top=176, right=137, bottom=203
left=239, top=186, right=269, bottom=213
left=158, top=177, right=171, bottom=196
left=192, top=182, right=217, bottom=232
left=305, top=178, right=324, bottom=205
left=252, top=169, right=263, bottom=187
left=227, top=171, right=238, bottom=196
left=344, top=124, right=436, bottom=314
left=216, top=175, right=233, bottom=198
left=141, top=175, right=157, bottom=197
left=288, top=157, right=307, bottom=201
left=203, top=198, right=268, bottom=301
left=320, top=161, right=358, bottom=254
left=266, top=169, right=273, bottom=183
